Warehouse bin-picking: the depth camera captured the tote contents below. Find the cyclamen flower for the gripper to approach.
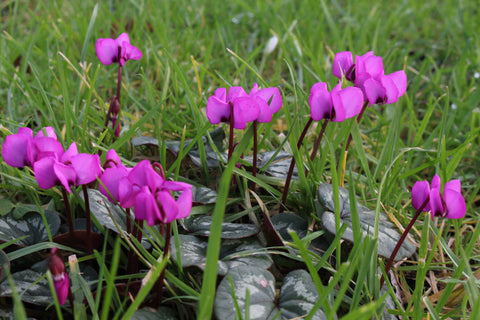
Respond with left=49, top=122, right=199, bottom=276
left=206, top=86, right=261, bottom=129
left=308, top=81, right=364, bottom=122
left=99, top=149, right=131, bottom=203
left=95, top=33, right=142, bottom=66
left=332, top=51, right=407, bottom=105
left=49, top=248, right=70, bottom=306
left=249, top=83, right=282, bottom=123
left=109, top=160, right=192, bottom=226
left=1, top=127, right=102, bottom=192
left=411, top=174, right=466, bottom=219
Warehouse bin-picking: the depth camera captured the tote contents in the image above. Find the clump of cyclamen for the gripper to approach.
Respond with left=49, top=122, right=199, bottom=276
left=332, top=51, right=407, bottom=106
left=412, top=174, right=466, bottom=219
left=1, top=127, right=101, bottom=192
left=99, top=151, right=193, bottom=226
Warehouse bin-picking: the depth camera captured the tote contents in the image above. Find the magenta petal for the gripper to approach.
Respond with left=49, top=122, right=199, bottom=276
left=255, top=87, right=282, bottom=114
left=249, top=83, right=259, bottom=95
left=388, top=70, right=407, bottom=99
left=115, top=33, right=130, bottom=46
left=429, top=188, right=444, bottom=218
left=99, top=167, right=128, bottom=202
left=70, top=153, right=102, bottom=185
left=226, top=87, right=248, bottom=102
left=431, top=174, right=441, bottom=189
left=123, top=43, right=142, bottom=61
left=163, top=181, right=193, bottom=220
left=2, top=129, right=33, bottom=167
left=135, top=187, right=161, bottom=226
left=214, top=87, right=227, bottom=101
left=61, top=142, right=78, bottom=164
left=156, top=190, right=179, bottom=223
left=145, top=167, right=165, bottom=191
left=364, top=78, right=386, bottom=106
left=128, top=160, right=151, bottom=187
left=233, top=96, right=260, bottom=129
left=309, top=82, right=332, bottom=121
left=95, top=38, right=118, bottom=65
left=380, top=74, right=400, bottom=104
left=411, top=180, right=431, bottom=211
left=34, top=157, right=59, bottom=189
left=445, top=179, right=461, bottom=193
left=332, top=51, right=353, bottom=80
left=206, top=96, right=230, bottom=124
left=118, top=177, right=136, bottom=208
left=254, top=98, right=273, bottom=123
left=35, top=127, right=57, bottom=139
left=332, top=86, right=363, bottom=121
left=53, top=273, right=70, bottom=306
left=32, top=137, right=64, bottom=162
left=105, top=149, right=122, bottom=167
left=444, top=189, right=466, bottom=219
left=356, top=53, right=384, bottom=78
left=54, top=162, right=76, bottom=193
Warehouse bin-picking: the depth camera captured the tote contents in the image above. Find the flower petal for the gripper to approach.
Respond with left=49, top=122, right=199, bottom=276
left=411, top=180, right=431, bottom=211
left=309, top=82, right=332, bottom=121
left=1, top=128, right=33, bottom=167
left=332, top=51, right=354, bottom=80
left=34, top=156, right=59, bottom=190
left=233, top=96, right=260, bottom=129
left=95, top=38, right=118, bottom=65
left=53, top=162, right=76, bottom=193
left=254, top=87, right=282, bottom=114
left=444, top=189, right=466, bottom=219
left=364, top=78, right=386, bottom=106
left=61, top=142, right=78, bottom=164
left=332, top=86, right=364, bottom=121
left=156, top=190, right=179, bottom=223
left=99, top=166, right=129, bottom=202
left=135, top=187, right=161, bottom=226
left=70, top=153, right=102, bottom=185
left=226, top=87, right=248, bottom=102
left=206, top=96, right=230, bottom=124
left=445, top=179, right=461, bottom=193
left=53, top=272, right=70, bottom=306
left=429, top=188, right=444, bottom=218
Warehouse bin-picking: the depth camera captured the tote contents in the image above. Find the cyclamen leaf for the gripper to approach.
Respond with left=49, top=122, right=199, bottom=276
left=317, top=183, right=416, bottom=260
left=214, top=266, right=327, bottom=320
left=0, top=200, right=14, bottom=216
left=181, top=215, right=259, bottom=239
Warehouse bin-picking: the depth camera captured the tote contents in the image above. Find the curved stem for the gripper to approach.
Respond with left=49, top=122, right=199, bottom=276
left=252, top=121, right=258, bottom=190
left=61, top=187, right=74, bottom=235
left=228, top=101, right=234, bottom=161
left=157, top=223, right=172, bottom=306
left=280, top=117, right=314, bottom=211
left=380, top=197, right=430, bottom=289
left=82, top=185, right=92, bottom=254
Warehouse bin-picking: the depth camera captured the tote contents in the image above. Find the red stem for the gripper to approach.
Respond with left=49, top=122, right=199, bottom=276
left=252, top=121, right=258, bottom=190
left=82, top=185, right=92, bottom=254
left=228, top=101, right=234, bottom=161
left=157, top=223, right=171, bottom=306
left=280, top=117, right=314, bottom=211
left=61, top=187, right=74, bottom=234
left=380, top=197, right=430, bottom=289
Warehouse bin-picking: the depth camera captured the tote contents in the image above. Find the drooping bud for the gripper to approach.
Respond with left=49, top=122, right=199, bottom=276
left=49, top=248, right=70, bottom=306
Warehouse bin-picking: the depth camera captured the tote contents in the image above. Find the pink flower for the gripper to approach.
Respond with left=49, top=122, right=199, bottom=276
left=249, top=83, right=282, bottom=123
left=308, top=81, right=364, bottom=122
left=95, top=33, right=142, bottom=66
left=206, top=86, right=261, bottom=129
left=99, top=150, right=131, bottom=202
left=49, top=248, right=70, bottom=306
left=411, top=174, right=466, bottom=219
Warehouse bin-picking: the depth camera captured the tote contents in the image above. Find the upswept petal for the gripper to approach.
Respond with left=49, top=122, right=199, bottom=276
left=334, top=86, right=364, bottom=121
left=70, top=153, right=102, bottom=185
left=379, top=74, right=400, bottom=104
left=120, top=43, right=142, bottom=66
left=431, top=174, right=441, bottom=189
left=156, top=190, right=179, bottom=223
left=61, top=142, right=78, bottom=164
left=134, top=187, right=160, bottom=226
left=254, top=86, right=282, bottom=114
left=127, top=160, right=151, bottom=187
left=31, top=137, right=64, bottom=164
left=54, top=162, right=76, bottom=193
left=2, top=129, right=33, bottom=167
left=99, top=166, right=129, bottom=202
left=254, top=98, right=273, bottom=123
left=364, top=78, right=386, bottom=106
left=356, top=53, right=384, bottom=78
left=162, top=181, right=193, bottom=220
left=443, top=189, right=467, bottom=219
left=34, top=156, right=59, bottom=190
left=332, top=51, right=353, bottom=80
left=115, top=33, right=130, bottom=46
left=105, top=149, right=122, bottom=168
left=309, top=82, right=332, bottom=121
left=35, top=127, right=57, bottom=139
left=429, top=188, right=444, bottom=218
left=445, top=179, right=461, bottom=193
left=411, top=180, right=431, bottom=211
left=214, top=87, right=227, bottom=101
left=206, top=96, right=230, bottom=124
left=232, top=96, right=260, bottom=129
left=118, top=177, right=136, bottom=208
left=226, top=87, right=248, bottom=102
left=95, top=38, right=118, bottom=65
left=386, top=70, right=407, bottom=100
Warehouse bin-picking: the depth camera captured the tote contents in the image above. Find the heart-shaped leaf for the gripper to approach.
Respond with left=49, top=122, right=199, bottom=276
left=255, top=150, right=298, bottom=180
left=214, top=266, right=327, bottom=320
left=0, top=269, right=50, bottom=305
left=0, top=199, right=14, bottom=216
left=84, top=189, right=132, bottom=234
left=12, top=203, right=40, bottom=219
left=170, top=235, right=271, bottom=276
left=191, top=185, right=218, bottom=205
left=0, top=210, right=60, bottom=246
left=182, top=216, right=259, bottom=239
left=317, top=183, right=416, bottom=260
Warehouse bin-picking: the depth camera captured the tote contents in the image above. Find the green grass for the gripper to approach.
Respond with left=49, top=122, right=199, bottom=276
left=1, top=0, right=479, bottom=319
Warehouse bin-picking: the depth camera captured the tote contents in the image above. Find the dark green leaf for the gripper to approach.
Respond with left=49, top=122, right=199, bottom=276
left=0, top=210, right=60, bottom=246
left=214, top=266, right=277, bottom=320
left=12, top=203, right=39, bottom=219
left=0, top=200, right=14, bottom=216
left=171, top=235, right=271, bottom=276
left=0, top=269, right=51, bottom=305
left=182, top=216, right=259, bottom=239
left=192, top=185, right=218, bottom=205
left=278, top=270, right=327, bottom=320
left=317, top=183, right=416, bottom=260
left=0, top=250, right=9, bottom=283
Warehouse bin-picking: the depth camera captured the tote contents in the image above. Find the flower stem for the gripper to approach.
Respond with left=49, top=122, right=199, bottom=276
left=82, top=185, right=92, bottom=253
left=157, top=223, right=172, bottom=306
left=252, top=121, right=258, bottom=190
left=228, top=101, right=234, bottom=161
left=380, top=197, right=429, bottom=289
left=61, top=187, right=74, bottom=235
left=280, top=117, right=314, bottom=211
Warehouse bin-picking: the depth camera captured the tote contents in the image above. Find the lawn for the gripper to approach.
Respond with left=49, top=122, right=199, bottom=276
left=0, top=0, right=479, bottom=319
